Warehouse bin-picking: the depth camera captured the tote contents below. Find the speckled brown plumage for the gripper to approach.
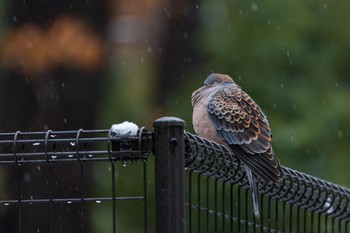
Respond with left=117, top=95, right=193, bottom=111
left=192, top=73, right=284, bottom=182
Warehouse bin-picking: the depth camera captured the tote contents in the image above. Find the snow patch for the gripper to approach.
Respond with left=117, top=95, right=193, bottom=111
left=111, top=121, right=139, bottom=136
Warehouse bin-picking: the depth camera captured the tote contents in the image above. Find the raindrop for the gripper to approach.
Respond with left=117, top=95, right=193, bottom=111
left=323, top=3, right=327, bottom=9
left=51, top=155, right=57, bottom=159
left=64, top=118, right=67, bottom=124
left=23, top=173, right=31, bottom=182
left=267, top=19, right=271, bottom=25
left=147, top=47, right=152, bottom=53
left=292, top=103, right=296, bottom=110
left=122, top=161, right=127, bottom=167
left=37, top=165, right=41, bottom=171
left=337, top=130, right=343, bottom=139
left=4, top=203, right=9, bottom=206
left=195, top=4, right=199, bottom=9
left=95, top=200, right=101, bottom=204
left=286, top=51, right=292, bottom=64
left=61, top=82, right=65, bottom=87
left=13, top=16, right=17, bottom=23
left=67, top=201, right=72, bottom=204
left=183, top=33, right=188, bottom=39
left=88, top=154, right=93, bottom=158
left=68, top=154, right=74, bottom=158
left=70, top=142, right=75, bottom=146
left=335, top=82, right=339, bottom=88
left=37, top=228, right=40, bottom=232
left=50, top=134, right=57, bottom=138
left=273, top=103, right=277, bottom=109
left=140, top=57, right=144, bottom=63
left=325, top=197, right=333, bottom=214
left=280, top=83, right=284, bottom=88
left=33, top=142, right=40, bottom=146
left=251, top=3, right=258, bottom=12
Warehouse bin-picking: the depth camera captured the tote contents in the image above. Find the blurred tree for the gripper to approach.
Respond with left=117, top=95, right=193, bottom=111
left=0, top=1, right=108, bottom=232
left=98, top=0, right=200, bottom=128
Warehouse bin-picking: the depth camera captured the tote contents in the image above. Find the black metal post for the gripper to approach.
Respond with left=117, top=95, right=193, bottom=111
left=153, top=117, right=185, bottom=233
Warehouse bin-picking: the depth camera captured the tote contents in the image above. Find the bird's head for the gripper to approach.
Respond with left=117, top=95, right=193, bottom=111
left=204, top=73, right=235, bottom=86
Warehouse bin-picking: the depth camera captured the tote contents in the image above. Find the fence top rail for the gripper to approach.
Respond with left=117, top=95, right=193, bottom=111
left=0, top=128, right=153, bottom=164
left=0, top=127, right=349, bottom=221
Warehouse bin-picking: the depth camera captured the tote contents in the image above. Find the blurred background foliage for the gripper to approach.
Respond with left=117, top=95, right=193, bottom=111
left=0, top=0, right=350, bottom=232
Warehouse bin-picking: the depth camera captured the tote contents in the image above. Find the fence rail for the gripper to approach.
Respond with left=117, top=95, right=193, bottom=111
left=0, top=117, right=349, bottom=233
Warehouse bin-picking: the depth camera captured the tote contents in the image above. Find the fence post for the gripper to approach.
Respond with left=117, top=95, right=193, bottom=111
left=153, top=117, right=185, bottom=233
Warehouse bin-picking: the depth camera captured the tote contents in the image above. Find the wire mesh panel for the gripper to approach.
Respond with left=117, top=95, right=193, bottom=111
left=0, top=129, right=153, bottom=233
left=184, top=132, right=350, bottom=233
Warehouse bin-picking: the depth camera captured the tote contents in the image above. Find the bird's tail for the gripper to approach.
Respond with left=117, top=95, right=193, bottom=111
left=245, top=166, right=260, bottom=218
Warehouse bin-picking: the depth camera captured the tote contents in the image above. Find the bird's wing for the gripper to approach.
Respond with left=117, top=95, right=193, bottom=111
left=208, top=85, right=272, bottom=153
left=208, top=85, right=283, bottom=181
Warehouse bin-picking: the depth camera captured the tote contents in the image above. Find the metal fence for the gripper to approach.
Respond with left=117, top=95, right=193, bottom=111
left=0, top=117, right=349, bottom=233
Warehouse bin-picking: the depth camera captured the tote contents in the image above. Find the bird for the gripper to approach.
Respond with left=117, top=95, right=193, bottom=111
left=191, top=73, right=284, bottom=218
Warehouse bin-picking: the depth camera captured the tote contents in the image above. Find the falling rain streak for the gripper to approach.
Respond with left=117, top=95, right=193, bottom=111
left=286, top=51, right=292, bottom=64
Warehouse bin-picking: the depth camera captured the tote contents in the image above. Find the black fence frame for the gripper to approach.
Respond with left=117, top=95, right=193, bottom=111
left=0, top=116, right=349, bottom=233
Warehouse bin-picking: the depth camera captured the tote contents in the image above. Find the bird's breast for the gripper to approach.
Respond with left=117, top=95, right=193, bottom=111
left=192, top=101, right=228, bottom=147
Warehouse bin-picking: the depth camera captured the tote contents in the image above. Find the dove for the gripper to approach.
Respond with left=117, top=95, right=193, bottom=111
left=191, top=73, right=284, bottom=218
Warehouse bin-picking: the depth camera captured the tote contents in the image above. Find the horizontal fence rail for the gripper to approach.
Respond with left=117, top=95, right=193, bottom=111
left=0, top=129, right=153, bottom=165
left=0, top=118, right=349, bottom=233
